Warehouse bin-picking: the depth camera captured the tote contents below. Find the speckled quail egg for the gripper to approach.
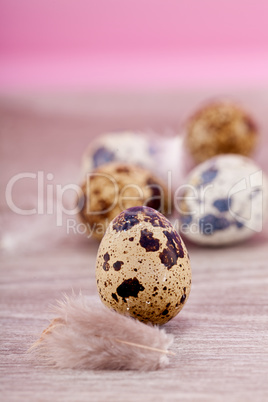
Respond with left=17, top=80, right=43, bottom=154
left=80, top=130, right=181, bottom=185
left=81, top=131, right=160, bottom=175
left=77, top=162, right=170, bottom=241
left=178, top=154, right=268, bottom=246
left=96, top=206, right=191, bottom=325
left=184, top=100, right=258, bottom=164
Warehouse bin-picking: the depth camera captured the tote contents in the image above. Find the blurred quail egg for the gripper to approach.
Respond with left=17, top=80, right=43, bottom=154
left=78, top=162, right=169, bottom=240
left=184, top=100, right=258, bottom=164
left=178, top=154, right=268, bottom=246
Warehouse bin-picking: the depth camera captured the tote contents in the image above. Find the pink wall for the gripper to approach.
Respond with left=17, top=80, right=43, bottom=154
left=1, top=0, right=268, bottom=89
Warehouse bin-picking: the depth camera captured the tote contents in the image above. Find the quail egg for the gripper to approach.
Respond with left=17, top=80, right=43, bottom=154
left=96, top=206, right=191, bottom=325
left=178, top=154, right=268, bottom=246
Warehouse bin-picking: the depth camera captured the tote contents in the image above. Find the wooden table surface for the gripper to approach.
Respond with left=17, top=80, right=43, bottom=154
left=1, top=90, right=268, bottom=401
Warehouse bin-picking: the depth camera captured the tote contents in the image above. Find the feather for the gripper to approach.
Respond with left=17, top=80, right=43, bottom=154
left=30, top=293, right=174, bottom=371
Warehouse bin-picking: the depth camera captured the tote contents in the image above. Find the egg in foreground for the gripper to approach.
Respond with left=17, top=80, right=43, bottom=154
left=96, top=206, right=191, bottom=325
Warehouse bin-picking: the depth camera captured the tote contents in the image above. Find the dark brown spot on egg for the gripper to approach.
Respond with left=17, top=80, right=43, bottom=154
left=116, top=277, right=145, bottom=302
left=160, top=248, right=176, bottom=269
left=144, top=214, right=172, bottom=229
left=112, top=293, right=118, bottom=302
left=113, top=260, right=124, bottom=271
left=159, top=230, right=184, bottom=269
left=103, top=252, right=110, bottom=271
left=129, top=237, right=134, bottom=242
left=162, top=309, right=169, bottom=315
left=139, top=229, right=160, bottom=252
left=166, top=231, right=184, bottom=258
left=113, top=210, right=140, bottom=232
left=180, top=294, right=186, bottom=304
left=116, top=166, right=130, bottom=173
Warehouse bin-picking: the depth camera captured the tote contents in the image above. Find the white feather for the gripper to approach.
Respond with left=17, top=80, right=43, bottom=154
left=30, top=293, right=174, bottom=371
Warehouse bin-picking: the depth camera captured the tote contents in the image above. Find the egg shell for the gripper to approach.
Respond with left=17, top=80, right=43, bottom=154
left=78, top=162, right=170, bottom=240
left=96, top=206, right=191, bottom=325
left=178, top=154, right=268, bottom=246
left=80, top=131, right=181, bottom=184
left=81, top=131, right=160, bottom=175
left=185, top=100, right=258, bottom=164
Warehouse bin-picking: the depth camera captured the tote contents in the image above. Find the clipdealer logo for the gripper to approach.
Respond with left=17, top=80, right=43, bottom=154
left=4, top=169, right=266, bottom=236
left=5, top=171, right=82, bottom=226
left=5, top=170, right=173, bottom=227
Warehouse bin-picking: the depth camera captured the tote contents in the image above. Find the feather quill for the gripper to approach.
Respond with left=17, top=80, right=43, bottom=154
left=30, top=294, right=174, bottom=371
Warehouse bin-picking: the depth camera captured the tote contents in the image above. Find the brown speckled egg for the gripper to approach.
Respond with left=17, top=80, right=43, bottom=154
left=185, top=100, right=258, bottom=164
left=96, top=206, right=191, bottom=325
left=78, top=162, right=169, bottom=240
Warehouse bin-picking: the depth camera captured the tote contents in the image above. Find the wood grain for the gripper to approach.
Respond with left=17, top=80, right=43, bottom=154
left=1, top=91, right=268, bottom=401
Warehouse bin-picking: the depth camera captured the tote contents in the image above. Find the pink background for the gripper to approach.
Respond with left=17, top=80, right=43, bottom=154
left=1, top=0, right=268, bottom=90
